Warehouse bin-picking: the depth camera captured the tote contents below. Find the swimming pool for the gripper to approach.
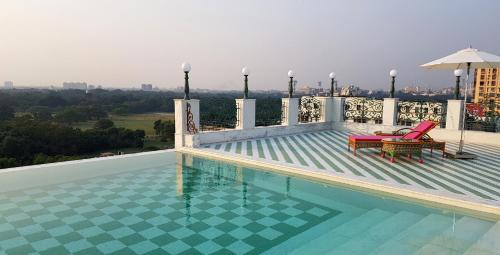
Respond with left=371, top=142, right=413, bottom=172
left=0, top=151, right=498, bottom=254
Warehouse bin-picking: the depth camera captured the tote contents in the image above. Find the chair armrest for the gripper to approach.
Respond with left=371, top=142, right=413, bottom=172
left=392, top=128, right=412, bottom=135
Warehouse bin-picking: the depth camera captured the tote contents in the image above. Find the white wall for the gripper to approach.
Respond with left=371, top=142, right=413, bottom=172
left=191, top=122, right=332, bottom=146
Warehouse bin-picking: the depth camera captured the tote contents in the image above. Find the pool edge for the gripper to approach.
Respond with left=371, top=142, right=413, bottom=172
left=178, top=147, right=500, bottom=221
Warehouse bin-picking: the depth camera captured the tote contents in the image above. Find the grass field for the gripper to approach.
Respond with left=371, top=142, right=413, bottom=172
left=73, top=113, right=174, bottom=136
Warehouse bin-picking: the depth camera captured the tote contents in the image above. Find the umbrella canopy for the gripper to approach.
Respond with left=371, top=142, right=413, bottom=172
left=421, top=47, right=500, bottom=70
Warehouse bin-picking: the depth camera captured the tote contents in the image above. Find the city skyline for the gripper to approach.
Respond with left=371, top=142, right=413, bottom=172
left=1, top=0, right=500, bottom=90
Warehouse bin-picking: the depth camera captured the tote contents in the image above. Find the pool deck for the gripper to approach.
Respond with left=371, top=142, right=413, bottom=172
left=179, top=130, right=500, bottom=218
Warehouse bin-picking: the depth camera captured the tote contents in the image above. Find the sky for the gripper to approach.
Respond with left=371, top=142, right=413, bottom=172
left=1, top=0, right=500, bottom=91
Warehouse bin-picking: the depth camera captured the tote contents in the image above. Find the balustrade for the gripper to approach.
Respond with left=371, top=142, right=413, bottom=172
left=343, top=97, right=383, bottom=124
left=397, top=100, right=447, bottom=127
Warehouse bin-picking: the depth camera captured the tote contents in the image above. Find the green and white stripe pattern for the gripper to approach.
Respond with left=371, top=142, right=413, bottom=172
left=201, top=130, right=500, bottom=206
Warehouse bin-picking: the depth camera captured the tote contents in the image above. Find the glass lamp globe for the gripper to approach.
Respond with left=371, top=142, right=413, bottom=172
left=389, top=69, right=398, bottom=77
left=288, top=70, right=295, bottom=78
left=182, top=62, right=191, bottom=73
left=242, top=67, right=250, bottom=76
left=454, top=69, right=464, bottom=77
left=329, top=72, right=336, bottom=79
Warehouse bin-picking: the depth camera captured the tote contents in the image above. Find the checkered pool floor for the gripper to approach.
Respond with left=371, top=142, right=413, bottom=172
left=200, top=130, right=500, bottom=207
left=0, top=161, right=339, bottom=255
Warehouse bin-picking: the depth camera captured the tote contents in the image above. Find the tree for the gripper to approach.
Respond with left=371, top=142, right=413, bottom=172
left=54, top=108, right=87, bottom=123
left=0, top=105, right=15, bottom=121
left=153, top=120, right=175, bottom=141
left=94, top=119, right=114, bottom=129
left=29, top=106, right=53, bottom=121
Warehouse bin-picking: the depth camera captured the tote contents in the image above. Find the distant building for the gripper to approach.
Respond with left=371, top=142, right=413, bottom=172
left=473, top=68, right=499, bottom=110
left=87, top=85, right=96, bottom=90
left=4, top=81, right=14, bottom=89
left=63, top=82, right=87, bottom=90
left=141, top=84, right=153, bottom=91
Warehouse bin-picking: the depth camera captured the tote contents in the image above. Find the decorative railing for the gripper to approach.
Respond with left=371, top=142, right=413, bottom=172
left=298, top=96, right=321, bottom=123
left=344, top=97, right=383, bottom=124
left=255, top=100, right=282, bottom=127
left=199, top=119, right=237, bottom=131
left=397, top=100, right=447, bottom=127
left=465, top=102, right=499, bottom=132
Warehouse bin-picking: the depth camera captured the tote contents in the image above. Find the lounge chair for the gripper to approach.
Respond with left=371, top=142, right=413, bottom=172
left=347, top=121, right=439, bottom=156
left=374, top=121, right=445, bottom=157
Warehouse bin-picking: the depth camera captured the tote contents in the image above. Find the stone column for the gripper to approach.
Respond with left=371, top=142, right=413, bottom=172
left=332, top=97, right=346, bottom=122
left=281, top=98, right=299, bottom=126
left=174, top=99, right=200, bottom=148
left=316, top=97, right=334, bottom=122
left=235, top=99, right=256, bottom=130
left=383, top=98, right=399, bottom=126
left=446, top=99, right=464, bottom=130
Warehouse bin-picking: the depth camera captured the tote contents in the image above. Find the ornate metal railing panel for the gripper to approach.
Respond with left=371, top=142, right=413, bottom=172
left=397, top=100, right=447, bottom=127
left=344, top=97, right=383, bottom=123
left=298, top=96, right=321, bottom=123
left=186, top=102, right=198, bottom=134
left=199, top=118, right=237, bottom=131
left=465, top=102, right=499, bottom=132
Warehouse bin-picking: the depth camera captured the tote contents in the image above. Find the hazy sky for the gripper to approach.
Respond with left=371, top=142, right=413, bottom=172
left=1, top=0, right=500, bottom=91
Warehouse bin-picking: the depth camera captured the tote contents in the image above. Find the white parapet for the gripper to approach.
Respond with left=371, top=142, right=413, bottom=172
left=174, top=99, right=200, bottom=148
left=446, top=99, right=464, bottom=130
left=235, top=99, right=256, bottom=130
left=383, top=98, right=399, bottom=126
left=332, top=97, right=346, bottom=122
left=316, top=97, right=334, bottom=122
left=282, top=98, right=299, bottom=126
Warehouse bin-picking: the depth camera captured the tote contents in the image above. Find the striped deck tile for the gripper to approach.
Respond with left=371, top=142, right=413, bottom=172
left=198, top=130, right=500, bottom=207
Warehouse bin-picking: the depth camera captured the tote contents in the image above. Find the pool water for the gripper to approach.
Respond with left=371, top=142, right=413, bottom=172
left=0, top=152, right=498, bottom=255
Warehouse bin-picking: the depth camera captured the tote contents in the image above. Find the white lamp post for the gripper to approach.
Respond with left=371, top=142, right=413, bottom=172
left=389, top=69, right=398, bottom=98
left=329, top=72, right=336, bottom=97
left=453, top=69, right=463, bottom=100
left=242, top=67, right=249, bottom=99
left=288, top=70, right=295, bottom=98
left=182, top=62, right=191, bottom=100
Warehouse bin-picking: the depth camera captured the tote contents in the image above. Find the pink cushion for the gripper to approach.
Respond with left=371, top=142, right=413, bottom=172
left=402, top=121, right=436, bottom=139
left=349, top=135, right=401, bottom=141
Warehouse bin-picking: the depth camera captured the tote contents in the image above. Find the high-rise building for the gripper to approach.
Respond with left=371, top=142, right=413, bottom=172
left=473, top=68, right=499, bottom=110
left=141, top=84, right=153, bottom=91
left=63, top=82, right=87, bottom=90
left=4, top=81, right=14, bottom=89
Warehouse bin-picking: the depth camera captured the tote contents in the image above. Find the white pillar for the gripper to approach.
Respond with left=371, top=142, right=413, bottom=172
left=332, top=97, right=345, bottom=122
left=446, top=99, right=464, bottom=130
left=235, top=99, right=256, bottom=130
left=174, top=99, right=200, bottom=148
left=281, top=98, right=299, bottom=126
left=383, top=98, right=399, bottom=126
left=316, top=97, right=334, bottom=122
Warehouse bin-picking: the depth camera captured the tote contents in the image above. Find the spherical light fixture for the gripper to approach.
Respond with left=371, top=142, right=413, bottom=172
left=329, top=72, right=336, bottom=79
left=454, top=69, right=464, bottom=77
left=182, top=62, right=191, bottom=73
left=242, top=67, right=250, bottom=76
left=288, top=70, right=295, bottom=78
left=389, top=69, right=398, bottom=77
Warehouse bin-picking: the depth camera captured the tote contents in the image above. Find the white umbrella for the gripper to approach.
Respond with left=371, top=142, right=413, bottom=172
left=421, top=47, right=500, bottom=159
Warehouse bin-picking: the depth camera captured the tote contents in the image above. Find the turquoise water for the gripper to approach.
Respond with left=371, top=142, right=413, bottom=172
left=0, top=152, right=498, bottom=255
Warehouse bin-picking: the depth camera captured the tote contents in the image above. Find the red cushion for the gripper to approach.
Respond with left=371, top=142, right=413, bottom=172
left=402, top=121, right=436, bottom=139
